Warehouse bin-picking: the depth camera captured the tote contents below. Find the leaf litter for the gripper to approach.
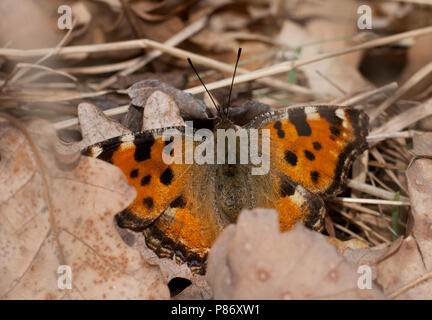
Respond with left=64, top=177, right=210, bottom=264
left=2, top=0, right=432, bottom=300
left=0, top=117, right=169, bottom=299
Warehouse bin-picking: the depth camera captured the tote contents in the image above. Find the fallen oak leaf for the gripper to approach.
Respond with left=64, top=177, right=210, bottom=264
left=376, top=159, right=432, bottom=299
left=128, top=79, right=211, bottom=120
left=0, top=117, right=169, bottom=299
left=207, top=208, right=385, bottom=299
left=56, top=102, right=131, bottom=155
left=142, top=90, right=185, bottom=130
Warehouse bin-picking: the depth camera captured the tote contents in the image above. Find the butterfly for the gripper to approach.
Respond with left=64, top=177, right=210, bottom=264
left=83, top=49, right=369, bottom=274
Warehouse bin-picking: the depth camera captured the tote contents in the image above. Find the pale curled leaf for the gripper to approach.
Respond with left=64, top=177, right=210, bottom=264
left=56, top=102, right=131, bottom=155
left=142, top=91, right=185, bottom=130
left=0, top=119, right=169, bottom=299
left=206, top=208, right=384, bottom=299
left=128, top=80, right=210, bottom=120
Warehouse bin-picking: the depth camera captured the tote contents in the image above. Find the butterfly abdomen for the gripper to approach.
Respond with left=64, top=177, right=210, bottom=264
left=215, top=164, right=253, bottom=222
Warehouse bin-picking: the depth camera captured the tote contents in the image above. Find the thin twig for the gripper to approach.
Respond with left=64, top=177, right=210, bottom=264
left=369, top=62, right=432, bottom=121
left=334, top=82, right=398, bottom=106
left=95, top=17, right=208, bottom=90
left=367, top=130, right=418, bottom=143
left=387, top=272, right=432, bottom=299
left=185, top=26, right=432, bottom=93
left=333, top=223, right=370, bottom=242
left=334, top=207, right=391, bottom=244
left=388, top=0, right=432, bottom=4
left=347, top=179, right=409, bottom=202
left=329, top=198, right=410, bottom=206
left=371, top=97, right=432, bottom=138
left=13, top=63, right=78, bottom=82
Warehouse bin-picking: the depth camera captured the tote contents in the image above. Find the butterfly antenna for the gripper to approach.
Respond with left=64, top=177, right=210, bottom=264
left=225, top=48, right=242, bottom=116
left=187, top=58, right=220, bottom=115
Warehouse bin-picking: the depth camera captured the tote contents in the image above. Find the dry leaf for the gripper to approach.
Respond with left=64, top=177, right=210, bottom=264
left=190, top=29, right=239, bottom=52
left=112, top=72, right=188, bottom=90
left=0, top=119, right=169, bottom=299
left=412, top=132, right=432, bottom=157
left=375, top=159, right=432, bottom=299
left=142, top=91, right=185, bottom=130
left=128, top=80, right=211, bottom=120
left=277, top=20, right=369, bottom=98
left=56, top=102, right=131, bottom=155
left=0, top=0, right=63, bottom=50
left=207, top=208, right=384, bottom=299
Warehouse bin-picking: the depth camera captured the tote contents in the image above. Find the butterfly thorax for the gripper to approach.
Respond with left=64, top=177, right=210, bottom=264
left=213, top=116, right=253, bottom=222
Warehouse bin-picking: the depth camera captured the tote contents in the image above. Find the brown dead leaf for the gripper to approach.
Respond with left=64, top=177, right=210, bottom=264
left=399, top=35, right=432, bottom=98
left=56, top=102, right=131, bottom=155
left=277, top=19, right=369, bottom=98
left=0, top=118, right=169, bottom=299
left=142, top=91, right=185, bottom=130
left=375, top=159, right=432, bottom=299
left=406, top=159, right=432, bottom=269
left=0, top=0, right=64, bottom=50
left=128, top=80, right=211, bottom=120
left=190, top=29, right=239, bottom=52
left=207, top=208, right=384, bottom=299
left=111, top=72, right=188, bottom=90
left=412, top=132, right=432, bottom=157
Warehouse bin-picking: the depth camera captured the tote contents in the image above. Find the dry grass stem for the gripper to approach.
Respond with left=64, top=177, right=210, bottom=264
left=369, top=62, right=432, bottom=121
left=347, top=179, right=409, bottom=202
left=330, top=198, right=410, bottom=206
left=371, top=97, right=432, bottom=138
left=335, top=82, right=398, bottom=106
left=186, top=26, right=432, bottom=93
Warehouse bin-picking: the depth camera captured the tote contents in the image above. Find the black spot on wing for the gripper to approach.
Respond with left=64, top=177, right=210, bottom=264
left=141, top=174, right=151, bottom=186
left=273, top=120, right=285, bottom=138
left=288, top=108, right=311, bottom=136
left=170, top=195, right=186, bottom=208
left=273, top=121, right=282, bottom=130
left=277, top=129, right=285, bottom=138
left=318, top=108, right=342, bottom=127
left=143, top=197, right=154, bottom=209
left=134, top=135, right=155, bottom=162
left=284, top=150, right=298, bottom=166
left=313, top=142, right=322, bottom=150
left=164, top=137, right=175, bottom=155
left=160, top=168, right=174, bottom=185
left=311, top=171, right=320, bottom=183
left=280, top=178, right=295, bottom=197
left=130, top=169, right=139, bottom=178
left=304, top=150, right=315, bottom=161
left=165, top=137, right=174, bottom=145
left=330, top=126, right=341, bottom=136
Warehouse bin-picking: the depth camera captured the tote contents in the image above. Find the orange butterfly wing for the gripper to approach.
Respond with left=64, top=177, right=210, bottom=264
left=84, top=128, right=224, bottom=273
left=248, top=105, right=368, bottom=231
